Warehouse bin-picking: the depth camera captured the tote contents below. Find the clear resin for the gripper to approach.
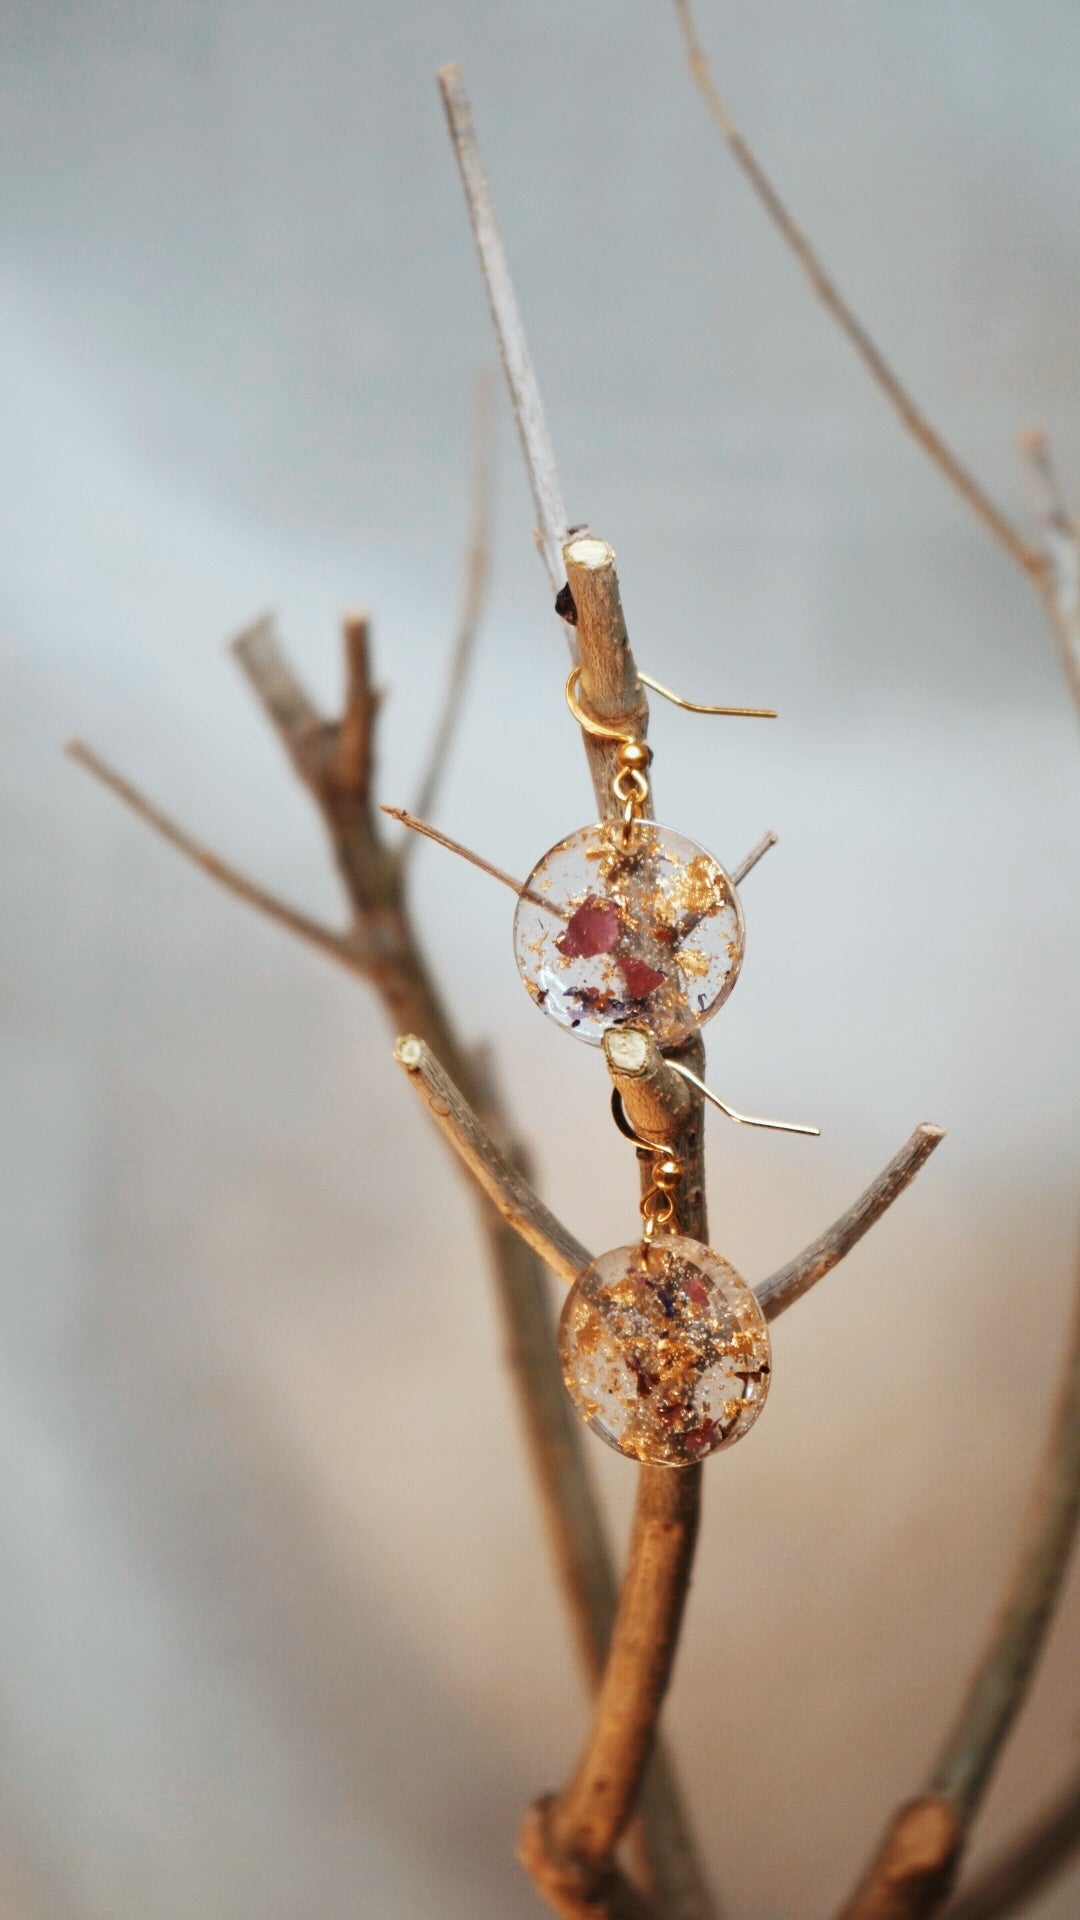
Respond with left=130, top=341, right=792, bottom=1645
left=559, top=1235, right=770, bottom=1465
left=512, top=820, right=744, bottom=1047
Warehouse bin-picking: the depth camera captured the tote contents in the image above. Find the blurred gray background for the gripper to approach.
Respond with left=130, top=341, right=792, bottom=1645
left=2, top=2, right=1079, bottom=1915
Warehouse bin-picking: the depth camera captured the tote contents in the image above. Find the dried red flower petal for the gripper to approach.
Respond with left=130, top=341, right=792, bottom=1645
left=682, top=1417, right=717, bottom=1455
left=555, top=894, right=622, bottom=960
left=618, top=955, right=666, bottom=999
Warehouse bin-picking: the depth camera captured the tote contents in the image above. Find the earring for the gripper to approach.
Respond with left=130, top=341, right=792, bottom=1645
left=559, top=1085, right=777, bottom=1466
left=512, top=669, right=774, bottom=1047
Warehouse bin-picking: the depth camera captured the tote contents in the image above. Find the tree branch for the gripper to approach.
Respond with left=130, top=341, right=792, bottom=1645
left=1020, top=432, right=1080, bottom=721
left=730, top=829, right=777, bottom=887
left=438, top=75, right=721, bottom=1911
left=672, top=0, right=1042, bottom=582
left=394, top=1035, right=590, bottom=1285
left=756, top=1124, right=946, bottom=1322
left=75, top=612, right=623, bottom=1740
left=65, top=740, right=369, bottom=977
left=564, top=535, right=652, bottom=816
left=928, top=1257, right=1080, bottom=1817
left=438, top=64, right=569, bottom=592
left=837, top=1250, right=1080, bottom=1919
left=944, top=1768, right=1080, bottom=1920
left=411, top=369, right=497, bottom=829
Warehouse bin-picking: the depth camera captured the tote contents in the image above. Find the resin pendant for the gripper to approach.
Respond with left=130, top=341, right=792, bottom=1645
left=512, top=820, right=744, bottom=1047
left=559, top=1235, right=770, bottom=1466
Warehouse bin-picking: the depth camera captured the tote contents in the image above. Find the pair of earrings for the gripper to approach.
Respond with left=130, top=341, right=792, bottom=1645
left=391, top=663, right=816, bottom=1466
left=514, top=669, right=816, bottom=1467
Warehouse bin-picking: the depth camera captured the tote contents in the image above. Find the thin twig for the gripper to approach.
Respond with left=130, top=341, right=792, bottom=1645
left=411, top=369, right=497, bottom=830
left=836, top=1801, right=964, bottom=1920
left=381, top=804, right=549, bottom=909
left=837, top=1251, right=1080, bottom=1919
left=394, top=1034, right=590, bottom=1285
left=336, top=610, right=380, bottom=801
left=672, top=0, right=1042, bottom=581
left=1019, top=432, right=1080, bottom=720
left=756, top=1124, right=946, bottom=1322
left=730, top=829, right=777, bottom=887
left=439, top=64, right=569, bottom=591
left=928, top=1256, right=1080, bottom=1817
left=565, top=535, right=651, bottom=815
left=66, top=741, right=369, bottom=977
left=943, top=1768, right=1080, bottom=1920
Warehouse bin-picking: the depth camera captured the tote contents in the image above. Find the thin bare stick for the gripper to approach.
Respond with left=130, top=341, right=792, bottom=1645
left=604, top=1028, right=695, bottom=1146
left=673, top=0, right=1042, bottom=582
left=381, top=804, right=543, bottom=906
left=838, top=1254, right=1080, bottom=1919
left=1020, top=431, right=1080, bottom=719
left=439, top=64, right=569, bottom=591
left=731, top=829, right=777, bottom=887
left=565, top=535, right=651, bottom=814
left=928, top=1257, right=1080, bottom=1817
left=394, top=1034, right=589, bottom=1286
left=756, top=1124, right=946, bottom=1322
left=411, top=370, right=497, bottom=830
left=944, top=1768, right=1080, bottom=1920
left=66, top=741, right=368, bottom=977
left=336, top=610, right=380, bottom=800
left=836, top=1800, right=964, bottom=1920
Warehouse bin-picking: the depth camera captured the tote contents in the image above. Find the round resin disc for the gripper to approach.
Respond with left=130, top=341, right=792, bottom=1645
left=559, top=1236, right=770, bottom=1466
left=512, top=820, right=744, bottom=1047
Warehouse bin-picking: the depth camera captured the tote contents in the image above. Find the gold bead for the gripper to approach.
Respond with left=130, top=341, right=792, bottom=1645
left=617, top=738, right=651, bottom=772
left=652, top=1158, right=681, bottom=1191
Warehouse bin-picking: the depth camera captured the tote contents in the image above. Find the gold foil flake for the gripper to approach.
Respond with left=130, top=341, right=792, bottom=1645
left=678, top=948, right=711, bottom=980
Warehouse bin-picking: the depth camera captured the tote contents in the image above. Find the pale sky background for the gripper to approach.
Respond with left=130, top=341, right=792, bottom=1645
left=1, top=3, right=1079, bottom=1917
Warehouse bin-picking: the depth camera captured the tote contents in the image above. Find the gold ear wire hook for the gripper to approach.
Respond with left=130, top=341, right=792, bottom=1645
left=564, top=667, right=639, bottom=745
left=636, top=672, right=777, bottom=720
left=565, top=666, right=777, bottom=736
left=665, top=1059, right=820, bottom=1138
left=610, top=1089, right=675, bottom=1157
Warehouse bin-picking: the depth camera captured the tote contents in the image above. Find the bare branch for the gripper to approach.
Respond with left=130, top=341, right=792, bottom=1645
left=730, top=829, right=777, bottom=887
left=394, top=1034, right=590, bottom=1285
left=546, top=535, right=720, bottom=1920
left=928, top=1257, right=1080, bottom=1817
left=672, top=0, right=1042, bottom=582
left=835, top=1799, right=963, bottom=1920
left=542, top=1465, right=703, bottom=1871
left=66, top=741, right=367, bottom=977
left=838, top=1254, right=1080, bottom=1919
left=1020, top=432, right=1080, bottom=719
left=87, top=614, right=623, bottom=1723
left=230, top=612, right=322, bottom=743
left=395, top=1024, right=717, bottom=1920
left=381, top=804, right=539, bottom=905
left=411, top=369, right=497, bottom=830
left=944, top=1768, right=1080, bottom=1920
left=565, top=535, right=651, bottom=818
left=439, top=64, right=569, bottom=591
left=336, top=610, right=380, bottom=801
left=757, top=1124, right=946, bottom=1322
left=604, top=1029, right=695, bottom=1146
